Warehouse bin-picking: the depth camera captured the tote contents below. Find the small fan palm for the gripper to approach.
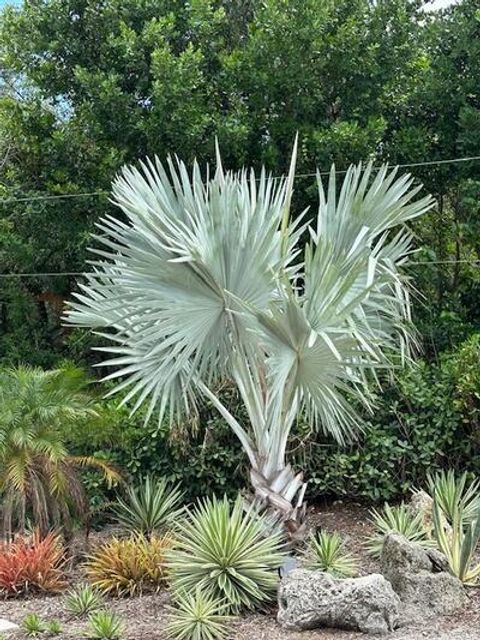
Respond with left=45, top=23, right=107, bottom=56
left=66, top=140, right=434, bottom=531
left=0, top=365, right=121, bottom=537
left=113, top=475, right=184, bottom=536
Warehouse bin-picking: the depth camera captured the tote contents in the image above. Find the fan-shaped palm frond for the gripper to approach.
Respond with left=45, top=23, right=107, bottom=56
left=65, top=143, right=434, bottom=531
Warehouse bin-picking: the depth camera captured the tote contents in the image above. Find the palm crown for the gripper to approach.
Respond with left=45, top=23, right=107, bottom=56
left=66, top=142, right=434, bottom=525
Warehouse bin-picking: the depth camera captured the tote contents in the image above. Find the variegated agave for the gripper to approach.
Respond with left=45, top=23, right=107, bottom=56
left=65, top=138, right=434, bottom=532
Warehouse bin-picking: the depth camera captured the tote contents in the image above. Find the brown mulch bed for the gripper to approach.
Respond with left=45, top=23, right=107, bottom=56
left=1, top=502, right=479, bottom=640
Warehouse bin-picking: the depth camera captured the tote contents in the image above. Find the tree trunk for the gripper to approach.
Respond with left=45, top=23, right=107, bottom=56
left=250, top=463, right=307, bottom=543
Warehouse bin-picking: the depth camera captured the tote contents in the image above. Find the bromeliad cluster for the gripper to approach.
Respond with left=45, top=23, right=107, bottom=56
left=65, top=140, right=434, bottom=534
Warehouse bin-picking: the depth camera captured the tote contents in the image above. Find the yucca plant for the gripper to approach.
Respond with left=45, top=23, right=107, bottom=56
left=22, top=614, right=45, bottom=637
left=113, top=475, right=184, bottom=537
left=0, top=365, right=121, bottom=538
left=166, top=589, right=234, bottom=640
left=427, top=469, right=480, bottom=525
left=366, top=503, right=434, bottom=558
left=167, top=495, right=284, bottom=612
left=87, top=611, right=125, bottom=640
left=85, top=533, right=172, bottom=596
left=305, top=531, right=357, bottom=577
left=432, top=495, right=480, bottom=585
left=65, top=583, right=104, bottom=616
left=65, top=140, right=434, bottom=532
left=46, top=620, right=62, bottom=635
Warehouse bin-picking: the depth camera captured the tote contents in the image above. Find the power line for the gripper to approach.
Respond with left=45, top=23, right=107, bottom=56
left=0, top=155, right=479, bottom=205
left=0, top=258, right=479, bottom=279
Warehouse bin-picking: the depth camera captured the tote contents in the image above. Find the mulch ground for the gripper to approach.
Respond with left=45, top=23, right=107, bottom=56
left=1, top=502, right=480, bottom=640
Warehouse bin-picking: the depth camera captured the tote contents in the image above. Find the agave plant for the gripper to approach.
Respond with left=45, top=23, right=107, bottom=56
left=0, top=365, right=121, bottom=537
left=65, top=584, right=104, bottom=616
left=365, top=502, right=434, bottom=558
left=113, top=475, right=184, bottom=537
left=166, top=589, right=234, bottom=640
left=167, top=495, right=284, bottom=612
left=305, top=531, right=357, bottom=577
left=65, top=140, right=434, bottom=530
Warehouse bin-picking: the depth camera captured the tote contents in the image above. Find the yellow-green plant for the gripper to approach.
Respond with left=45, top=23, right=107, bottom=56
left=365, top=503, right=434, bottom=558
left=427, top=470, right=480, bottom=524
left=433, top=498, right=480, bottom=585
left=167, top=495, right=285, bottom=612
left=65, top=583, right=104, bottom=616
left=87, top=611, right=125, bottom=640
left=166, top=589, right=234, bottom=640
left=305, top=531, right=357, bottom=577
left=85, top=533, right=172, bottom=596
left=22, top=614, right=45, bottom=637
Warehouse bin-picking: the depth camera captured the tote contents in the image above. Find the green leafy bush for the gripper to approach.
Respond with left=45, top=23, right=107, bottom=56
left=167, top=495, right=285, bottom=612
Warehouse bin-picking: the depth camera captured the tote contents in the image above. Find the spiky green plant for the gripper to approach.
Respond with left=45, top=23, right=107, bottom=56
left=305, top=531, right=357, bottom=577
left=65, top=584, right=104, bottom=616
left=432, top=495, right=480, bottom=585
left=167, top=495, right=285, bottom=611
left=65, top=141, right=434, bottom=530
left=113, top=475, right=184, bottom=536
left=22, top=613, right=45, bottom=637
left=87, top=611, right=125, bottom=640
left=427, top=469, right=480, bottom=524
left=46, top=620, right=62, bottom=635
left=166, top=589, right=234, bottom=640
left=0, top=365, right=121, bottom=538
left=366, top=503, right=434, bottom=558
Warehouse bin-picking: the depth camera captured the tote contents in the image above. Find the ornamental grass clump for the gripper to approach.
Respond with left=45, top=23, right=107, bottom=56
left=167, top=495, right=285, bottom=612
left=85, top=533, right=172, bottom=596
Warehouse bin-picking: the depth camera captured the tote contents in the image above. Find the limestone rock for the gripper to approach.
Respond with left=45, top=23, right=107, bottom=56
left=277, top=569, right=400, bottom=635
left=0, top=619, right=19, bottom=633
left=381, top=533, right=467, bottom=620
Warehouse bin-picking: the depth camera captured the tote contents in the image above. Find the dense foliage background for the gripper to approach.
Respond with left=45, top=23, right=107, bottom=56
left=0, top=0, right=479, bottom=506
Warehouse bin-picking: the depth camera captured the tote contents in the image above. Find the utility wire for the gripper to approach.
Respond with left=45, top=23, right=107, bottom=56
left=0, top=259, right=479, bottom=278
left=0, top=155, right=479, bottom=205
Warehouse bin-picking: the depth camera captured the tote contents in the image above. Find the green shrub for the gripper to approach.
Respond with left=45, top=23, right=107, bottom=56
left=67, top=335, right=480, bottom=510
left=167, top=495, right=285, bottom=612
